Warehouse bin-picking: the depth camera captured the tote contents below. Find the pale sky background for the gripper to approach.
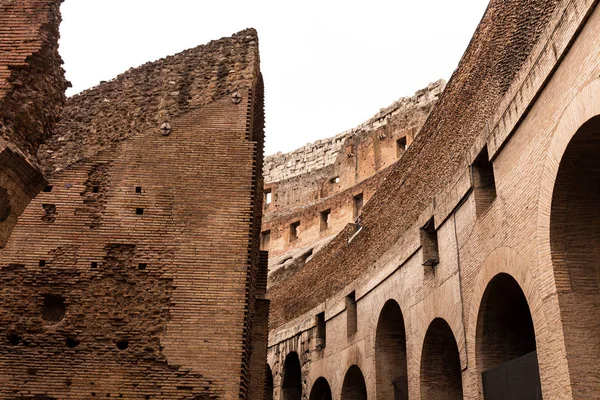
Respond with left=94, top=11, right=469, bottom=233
left=59, top=1, right=489, bottom=155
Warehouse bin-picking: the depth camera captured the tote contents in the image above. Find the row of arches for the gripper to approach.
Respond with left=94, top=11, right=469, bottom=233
left=269, top=114, right=600, bottom=399
left=272, top=273, right=540, bottom=400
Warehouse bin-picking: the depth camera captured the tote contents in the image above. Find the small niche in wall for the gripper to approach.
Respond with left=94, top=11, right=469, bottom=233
left=135, top=186, right=142, bottom=194
left=42, top=294, right=66, bottom=324
left=346, top=291, right=358, bottom=338
left=330, top=176, right=340, bottom=184
left=43, top=185, right=53, bottom=193
left=472, top=146, right=497, bottom=216
left=396, top=136, right=407, bottom=157
left=420, top=217, right=439, bottom=267
left=41, top=204, right=57, bottom=223
left=261, top=230, right=271, bottom=251
left=289, top=221, right=300, bottom=242
left=116, top=339, right=129, bottom=351
left=135, top=208, right=144, bottom=215
left=353, top=193, right=364, bottom=219
left=316, top=312, right=326, bottom=349
left=320, top=209, right=331, bottom=231
left=138, top=263, right=147, bottom=271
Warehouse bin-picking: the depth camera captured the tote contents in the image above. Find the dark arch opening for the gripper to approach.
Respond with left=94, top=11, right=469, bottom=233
left=309, top=377, right=332, bottom=400
left=282, top=352, right=302, bottom=400
left=550, top=115, right=600, bottom=397
left=266, top=364, right=274, bottom=400
left=42, top=294, right=65, bottom=324
left=476, top=273, right=541, bottom=399
left=341, top=365, right=367, bottom=400
left=420, top=318, right=462, bottom=399
left=375, top=299, right=408, bottom=400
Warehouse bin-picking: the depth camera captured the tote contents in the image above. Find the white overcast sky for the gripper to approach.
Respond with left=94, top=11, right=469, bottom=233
left=59, top=1, right=488, bottom=155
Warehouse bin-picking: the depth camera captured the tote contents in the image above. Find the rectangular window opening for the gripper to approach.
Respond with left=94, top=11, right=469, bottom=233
left=135, top=186, right=142, bottom=194
left=316, top=312, right=326, bottom=349
left=396, top=136, right=407, bottom=157
left=42, top=185, right=53, bottom=193
left=289, top=221, right=300, bottom=242
left=353, top=193, right=364, bottom=219
left=320, top=209, right=331, bottom=232
left=472, top=146, right=497, bottom=216
left=261, top=230, right=271, bottom=251
left=330, top=176, right=340, bottom=184
left=265, top=189, right=272, bottom=205
left=420, top=217, right=439, bottom=267
left=346, top=291, right=357, bottom=337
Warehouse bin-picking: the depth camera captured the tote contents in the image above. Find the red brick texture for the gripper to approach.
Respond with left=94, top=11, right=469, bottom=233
left=0, top=29, right=268, bottom=399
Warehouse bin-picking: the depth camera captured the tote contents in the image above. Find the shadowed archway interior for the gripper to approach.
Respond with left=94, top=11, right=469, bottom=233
left=309, top=377, right=332, bottom=400
left=551, top=115, right=600, bottom=398
left=420, top=318, right=463, bottom=400
left=341, top=365, right=367, bottom=400
left=476, top=273, right=541, bottom=399
left=282, top=352, right=302, bottom=400
left=375, top=299, right=408, bottom=400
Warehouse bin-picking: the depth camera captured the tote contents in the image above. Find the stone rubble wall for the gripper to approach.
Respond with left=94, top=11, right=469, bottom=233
left=263, top=79, right=445, bottom=184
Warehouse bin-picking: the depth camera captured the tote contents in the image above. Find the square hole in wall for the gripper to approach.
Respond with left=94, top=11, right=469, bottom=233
left=353, top=193, right=364, bottom=219
left=330, top=176, right=340, bottom=184
left=42, top=185, right=53, bottom=193
left=92, top=186, right=100, bottom=193
left=91, top=262, right=98, bottom=269
left=289, top=221, right=300, bottom=242
left=320, top=209, right=331, bottom=231
left=261, top=230, right=271, bottom=251
left=396, top=136, right=407, bottom=157
left=138, top=263, right=147, bottom=270
left=136, top=208, right=144, bottom=215
left=135, top=186, right=142, bottom=194
left=420, top=217, right=439, bottom=267
left=39, top=260, right=46, bottom=267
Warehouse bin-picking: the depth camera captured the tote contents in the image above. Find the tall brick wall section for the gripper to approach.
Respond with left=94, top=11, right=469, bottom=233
left=0, top=30, right=267, bottom=399
left=268, top=0, right=562, bottom=328
left=0, top=0, right=68, bottom=162
left=0, top=0, right=68, bottom=249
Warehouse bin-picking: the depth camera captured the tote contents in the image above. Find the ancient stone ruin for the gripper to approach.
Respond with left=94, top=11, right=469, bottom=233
left=1, top=0, right=600, bottom=399
left=0, top=1, right=267, bottom=399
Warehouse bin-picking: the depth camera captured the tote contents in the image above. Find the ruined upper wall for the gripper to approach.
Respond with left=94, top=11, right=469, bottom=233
left=38, top=28, right=259, bottom=175
left=264, top=80, right=445, bottom=184
left=269, top=0, right=563, bottom=328
left=0, top=0, right=68, bottom=164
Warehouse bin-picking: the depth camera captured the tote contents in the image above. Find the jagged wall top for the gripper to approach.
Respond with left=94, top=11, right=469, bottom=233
left=0, top=0, right=68, bottom=165
left=38, top=28, right=259, bottom=175
left=263, top=80, right=445, bottom=183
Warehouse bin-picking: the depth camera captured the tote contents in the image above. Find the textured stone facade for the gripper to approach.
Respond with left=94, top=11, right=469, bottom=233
left=266, top=1, right=600, bottom=399
left=0, top=5, right=268, bottom=398
left=262, top=82, right=444, bottom=287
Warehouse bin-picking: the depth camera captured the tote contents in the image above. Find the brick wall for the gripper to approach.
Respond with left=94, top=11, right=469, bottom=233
left=0, top=28, right=267, bottom=399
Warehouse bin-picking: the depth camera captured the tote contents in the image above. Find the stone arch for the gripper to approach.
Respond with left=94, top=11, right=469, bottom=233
left=266, top=363, right=274, bottom=400
left=281, top=352, right=302, bottom=400
left=309, top=377, right=332, bottom=400
left=476, top=273, right=541, bottom=399
left=341, top=365, right=367, bottom=400
left=549, top=114, right=600, bottom=397
left=375, top=299, right=408, bottom=400
left=420, top=318, right=463, bottom=400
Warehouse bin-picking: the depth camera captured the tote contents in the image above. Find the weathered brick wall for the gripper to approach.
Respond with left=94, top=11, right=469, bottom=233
left=0, top=0, right=68, bottom=249
left=38, top=29, right=259, bottom=176
left=267, top=1, right=600, bottom=400
left=0, top=29, right=267, bottom=399
left=0, top=0, right=68, bottom=162
left=268, top=0, right=562, bottom=329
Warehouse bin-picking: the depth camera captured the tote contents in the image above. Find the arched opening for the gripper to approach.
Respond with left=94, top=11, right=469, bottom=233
left=282, top=352, right=302, bottom=400
left=476, top=273, right=541, bottom=399
left=375, top=299, right=408, bottom=400
left=551, top=115, right=600, bottom=397
left=420, top=318, right=462, bottom=399
left=341, top=365, right=367, bottom=400
left=266, top=363, right=274, bottom=400
left=309, top=377, right=332, bottom=400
